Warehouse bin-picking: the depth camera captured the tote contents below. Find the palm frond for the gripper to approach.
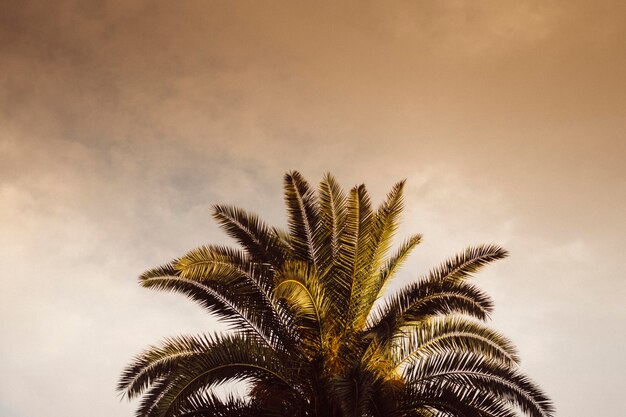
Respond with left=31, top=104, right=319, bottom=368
left=364, top=234, right=423, bottom=330
left=212, top=204, right=288, bottom=268
left=401, top=380, right=518, bottom=417
left=284, top=171, right=320, bottom=268
left=428, top=244, right=508, bottom=284
left=139, top=267, right=285, bottom=349
left=336, top=184, right=374, bottom=334
left=372, top=233, right=422, bottom=303
left=358, top=180, right=408, bottom=325
left=403, top=352, right=554, bottom=417
left=316, top=172, right=347, bottom=279
left=122, top=333, right=298, bottom=417
left=368, top=279, right=494, bottom=342
left=273, top=260, right=328, bottom=356
left=392, top=316, right=520, bottom=371
left=176, top=391, right=258, bottom=417
left=174, top=245, right=273, bottom=295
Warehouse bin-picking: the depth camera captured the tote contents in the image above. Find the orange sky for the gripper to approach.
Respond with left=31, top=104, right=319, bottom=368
left=1, top=1, right=625, bottom=416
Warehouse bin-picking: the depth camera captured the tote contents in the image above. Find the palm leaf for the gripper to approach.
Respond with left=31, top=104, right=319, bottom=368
left=371, top=233, right=422, bottom=305
left=316, top=172, right=347, bottom=279
left=273, top=260, right=328, bottom=356
left=368, top=279, right=494, bottom=342
left=358, top=180, right=407, bottom=327
left=392, top=316, right=520, bottom=371
left=212, top=205, right=288, bottom=268
left=139, top=266, right=284, bottom=349
left=429, top=244, right=508, bottom=284
left=403, top=352, right=554, bottom=417
left=122, top=333, right=298, bottom=417
left=336, top=184, right=373, bottom=334
left=283, top=171, right=320, bottom=268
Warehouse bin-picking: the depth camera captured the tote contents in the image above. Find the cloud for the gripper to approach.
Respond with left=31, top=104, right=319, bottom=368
left=1, top=1, right=625, bottom=416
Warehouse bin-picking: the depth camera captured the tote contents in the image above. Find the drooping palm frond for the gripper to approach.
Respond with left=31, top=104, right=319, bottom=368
left=139, top=260, right=284, bottom=349
left=121, top=333, right=299, bottom=417
left=174, top=244, right=296, bottom=348
left=174, top=245, right=270, bottom=293
left=367, top=278, right=495, bottom=344
left=400, top=379, right=519, bottom=417
left=403, top=352, right=554, bottom=417
left=391, top=316, right=520, bottom=371
left=368, top=245, right=507, bottom=341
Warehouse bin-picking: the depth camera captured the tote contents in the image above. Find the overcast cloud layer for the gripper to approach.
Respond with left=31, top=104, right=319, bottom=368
left=1, top=1, right=625, bottom=416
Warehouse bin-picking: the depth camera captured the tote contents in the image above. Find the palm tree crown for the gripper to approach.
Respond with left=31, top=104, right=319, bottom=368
left=119, top=171, right=554, bottom=417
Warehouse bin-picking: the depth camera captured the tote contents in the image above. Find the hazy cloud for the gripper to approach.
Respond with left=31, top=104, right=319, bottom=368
left=1, top=1, right=625, bottom=416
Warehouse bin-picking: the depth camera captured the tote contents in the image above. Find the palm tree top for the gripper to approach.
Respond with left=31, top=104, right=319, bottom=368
left=119, top=171, right=554, bottom=417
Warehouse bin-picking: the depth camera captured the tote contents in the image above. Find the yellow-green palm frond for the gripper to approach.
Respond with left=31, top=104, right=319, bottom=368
left=174, top=245, right=272, bottom=294
left=273, top=260, right=329, bottom=356
left=335, top=184, right=373, bottom=335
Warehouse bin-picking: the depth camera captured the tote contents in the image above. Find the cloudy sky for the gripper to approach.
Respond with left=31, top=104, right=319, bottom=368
left=1, top=1, right=625, bottom=416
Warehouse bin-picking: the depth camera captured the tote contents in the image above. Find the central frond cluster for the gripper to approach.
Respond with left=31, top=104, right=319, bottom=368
left=119, top=172, right=554, bottom=417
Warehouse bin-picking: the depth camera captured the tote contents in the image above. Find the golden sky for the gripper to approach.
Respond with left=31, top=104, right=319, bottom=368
left=1, top=1, right=625, bottom=416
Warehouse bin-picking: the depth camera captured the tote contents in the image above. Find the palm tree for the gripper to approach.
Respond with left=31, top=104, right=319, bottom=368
left=118, top=171, right=554, bottom=417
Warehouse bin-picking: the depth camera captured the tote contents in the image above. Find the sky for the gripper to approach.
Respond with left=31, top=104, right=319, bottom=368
left=1, top=1, right=625, bottom=416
